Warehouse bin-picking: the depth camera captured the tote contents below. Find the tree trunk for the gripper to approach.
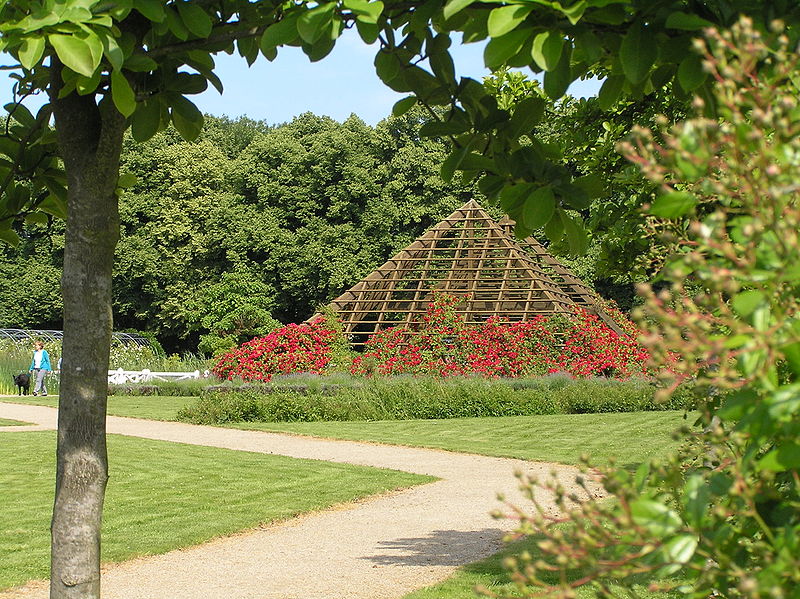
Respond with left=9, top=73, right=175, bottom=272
left=49, top=70, right=126, bottom=599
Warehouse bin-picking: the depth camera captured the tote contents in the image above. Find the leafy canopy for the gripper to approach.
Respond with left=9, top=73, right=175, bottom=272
left=2, top=0, right=799, bottom=251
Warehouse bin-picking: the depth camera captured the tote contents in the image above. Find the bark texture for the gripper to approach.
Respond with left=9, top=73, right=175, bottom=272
left=49, top=71, right=126, bottom=599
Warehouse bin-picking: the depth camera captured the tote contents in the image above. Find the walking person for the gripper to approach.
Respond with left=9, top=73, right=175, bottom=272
left=29, top=340, right=52, bottom=396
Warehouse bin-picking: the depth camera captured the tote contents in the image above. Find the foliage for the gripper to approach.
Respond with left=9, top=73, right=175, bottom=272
left=493, top=21, right=800, bottom=599
left=352, top=293, right=650, bottom=379
left=211, top=316, right=341, bottom=381
left=177, top=375, right=694, bottom=425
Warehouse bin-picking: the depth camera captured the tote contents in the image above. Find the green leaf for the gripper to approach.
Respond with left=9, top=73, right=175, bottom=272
left=459, top=152, right=494, bottom=171
left=575, top=30, right=601, bottom=63
left=484, top=29, right=530, bottom=69
left=543, top=44, right=572, bottom=100
left=111, top=70, right=136, bottom=117
left=38, top=194, right=67, bottom=219
left=117, top=172, right=138, bottom=189
left=344, top=0, right=384, bottom=25
left=177, top=2, right=213, bottom=38
left=374, top=51, right=403, bottom=87
left=665, top=11, right=713, bottom=31
left=165, top=6, right=190, bottom=41
left=25, top=212, right=49, bottom=226
left=732, top=290, right=765, bottom=318
left=781, top=340, right=800, bottom=376
left=650, top=191, right=696, bottom=218
left=532, top=31, right=564, bottom=72
left=508, top=96, right=545, bottom=138
left=620, top=22, right=657, bottom=84
left=559, top=0, right=587, bottom=25
left=49, top=34, right=98, bottom=78
left=440, top=145, right=469, bottom=183
left=543, top=210, right=564, bottom=242
left=101, top=34, right=125, bottom=71
left=131, top=98, right=161, bottom=141
left=76, top=70, right=101, bottom=95
left=631, top=498, right=682, bottom=536
left=355, top=20, right=379, bottom=44
left=261, top=15, right=300, bottom=52
left=125, top=53, right=158, bottom=72
left=298, top=3, right=336, bottom=45
left=429, top=47, right=456, bottom=84
left=134, top=0, right=166, bottom=23
left=598, top=75, right=624, bottom=110
left=18, top=36, right=45, bottom=70
left=759, top=443, right=800, bottom=472
left=560, top=210, right=588, bottom=255
left=487, top=5, right=532, bottom=38
left=678, top=54, right=706, bottom=92
left=170, top=96, right=204, bottom=141
left=443, top=0, right=474, bottom=21
left=573, top=173, right=603, bottom=198
left=4, top=102, right=36, bottom=127
left=304, top=36, right=336, bottom=62
left=662, top=534, right=698, bottom=564
left=682, top=475, right=710, bottom=528
left=0, top=228, right=20, bottom=246
left=499, top=183, right=533, bottom=214
left=522, top=186, right=555, bottom=230
left=479, top=175, right=506, bottom=200
left=392, top=96, right=417, bottom=117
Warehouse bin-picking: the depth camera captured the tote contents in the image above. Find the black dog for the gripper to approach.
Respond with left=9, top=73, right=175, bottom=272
left=13, top=373, right=30, bottom=396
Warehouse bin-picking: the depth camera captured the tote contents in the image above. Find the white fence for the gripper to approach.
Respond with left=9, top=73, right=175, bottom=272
left=107, top=368, right=209, bottom=385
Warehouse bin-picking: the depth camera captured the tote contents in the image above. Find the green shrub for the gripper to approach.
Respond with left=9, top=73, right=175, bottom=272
left=177, top=376, right=697, bottom=425
left=108, top=378, right=212, bottom=397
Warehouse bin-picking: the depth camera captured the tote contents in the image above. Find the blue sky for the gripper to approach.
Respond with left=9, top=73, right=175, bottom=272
left=1, top=32, right=600, bottom=126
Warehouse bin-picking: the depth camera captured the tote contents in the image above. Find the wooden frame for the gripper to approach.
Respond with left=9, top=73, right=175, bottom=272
left=316, top=200, right=624, bottom=348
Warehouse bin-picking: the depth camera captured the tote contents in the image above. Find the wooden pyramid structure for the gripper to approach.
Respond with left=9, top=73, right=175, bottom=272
left=321, top=200, right=622, bottom=348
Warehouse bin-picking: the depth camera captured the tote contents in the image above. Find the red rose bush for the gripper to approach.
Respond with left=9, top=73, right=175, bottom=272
left=212, top=317, right=337, bottom=381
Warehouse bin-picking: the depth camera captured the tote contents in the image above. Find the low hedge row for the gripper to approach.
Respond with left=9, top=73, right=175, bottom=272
left=176, top=376, right=697, bottom=425
left=108, top=379, right=209, bottom=396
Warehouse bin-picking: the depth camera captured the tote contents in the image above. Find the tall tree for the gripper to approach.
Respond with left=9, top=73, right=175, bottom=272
left=1, top=1, right=798, bottom=597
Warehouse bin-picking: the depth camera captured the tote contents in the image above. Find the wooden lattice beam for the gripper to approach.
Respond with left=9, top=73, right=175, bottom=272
left=314, top=200, right=626, bottom=347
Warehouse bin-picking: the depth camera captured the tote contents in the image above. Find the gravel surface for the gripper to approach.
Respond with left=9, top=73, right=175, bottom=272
left=0, top=400, right=603, bottom=599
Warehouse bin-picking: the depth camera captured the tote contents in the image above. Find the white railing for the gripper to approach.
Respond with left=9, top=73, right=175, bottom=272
left=107, top=368, right=209, bottom=385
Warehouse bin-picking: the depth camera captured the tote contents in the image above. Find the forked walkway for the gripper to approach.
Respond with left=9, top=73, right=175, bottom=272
left=0, top=401, right=601, bottom=599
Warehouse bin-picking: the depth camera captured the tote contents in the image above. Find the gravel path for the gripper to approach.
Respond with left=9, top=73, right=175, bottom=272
left=0, top=401, right=602, bottom=599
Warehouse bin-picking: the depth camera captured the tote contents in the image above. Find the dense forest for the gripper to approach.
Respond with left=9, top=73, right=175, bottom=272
left=0, top=94, right=675, bottom=353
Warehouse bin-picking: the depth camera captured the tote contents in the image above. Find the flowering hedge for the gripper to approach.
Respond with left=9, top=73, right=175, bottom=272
left=212, top=317, right=337, bottom=381
left=351, top=293, right=650, bottom=379
left=213, top=294, right=650, bottom=381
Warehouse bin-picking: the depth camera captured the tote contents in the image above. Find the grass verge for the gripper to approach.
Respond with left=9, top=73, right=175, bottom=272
left=0, top=417, right=30, bottom=426
left=231, top=410, right=690, bottom=467
left=4, top=395, right=193, bottom=421
left=0, top=431, right=432, bottom=591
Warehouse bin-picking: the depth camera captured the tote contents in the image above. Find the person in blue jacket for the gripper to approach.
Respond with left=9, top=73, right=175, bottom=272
left=29, top=340, right=52, bottom=396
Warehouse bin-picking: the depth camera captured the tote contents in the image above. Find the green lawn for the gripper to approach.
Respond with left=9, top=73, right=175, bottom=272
left=0, top=417, right=30, bottom=426
left=5, top=394, right=193, bottom=421
left=230, top=410, right=691, bottom=467
left=0, top=431, right=432, bottom=591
